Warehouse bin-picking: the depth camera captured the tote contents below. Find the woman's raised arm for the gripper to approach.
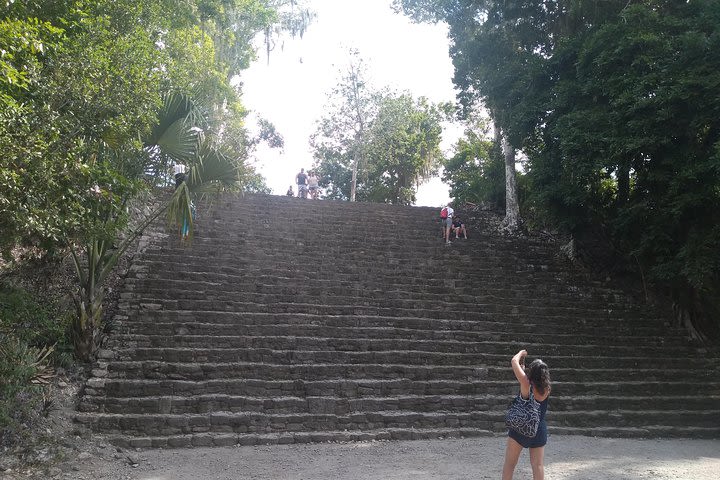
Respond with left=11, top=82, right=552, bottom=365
left=511, top=350, right=531, bottom=399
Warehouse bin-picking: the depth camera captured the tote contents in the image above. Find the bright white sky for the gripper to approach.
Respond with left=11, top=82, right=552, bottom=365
left=240, top=0, right=461, bottom=207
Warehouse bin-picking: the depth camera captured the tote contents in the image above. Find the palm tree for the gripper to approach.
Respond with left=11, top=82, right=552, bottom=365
left=70, top=92, right=243, bottom=361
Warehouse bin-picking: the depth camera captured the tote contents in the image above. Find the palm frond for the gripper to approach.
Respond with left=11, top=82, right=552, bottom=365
left=145, top=92, right=207, bottom=163
left=187, top=143, right=242, bottom=192
left=155, top=117, right=201, bottom=161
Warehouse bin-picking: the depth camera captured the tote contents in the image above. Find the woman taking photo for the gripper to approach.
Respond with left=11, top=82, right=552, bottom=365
left=502, top=349, right=551, bottom=480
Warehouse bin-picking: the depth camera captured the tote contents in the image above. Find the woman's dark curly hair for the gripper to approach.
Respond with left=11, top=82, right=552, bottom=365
left=526, top=359, right=551, bottom=396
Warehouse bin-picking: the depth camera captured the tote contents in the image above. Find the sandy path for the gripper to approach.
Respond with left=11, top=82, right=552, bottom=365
left=15, top=435, right=718, bottom=480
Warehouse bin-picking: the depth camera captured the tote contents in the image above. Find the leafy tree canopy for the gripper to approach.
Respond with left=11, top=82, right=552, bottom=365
left=443, top=126, right=504, bottom=208
left=312, top=90, right=445, bottom=205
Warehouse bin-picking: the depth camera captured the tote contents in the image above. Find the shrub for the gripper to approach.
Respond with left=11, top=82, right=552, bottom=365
left=0, top=282, right=73, bottom=364
left=0, top=335, right=53, bottom=446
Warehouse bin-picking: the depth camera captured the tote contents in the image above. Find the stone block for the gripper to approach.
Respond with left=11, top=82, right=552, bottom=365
left=277, top=435, right=294, bottom=445
left=191, top=435, right=214, bottom=447
left=213, top=435, right=238, bottom=447
left=86, top=378, right=106, bottom=389
left=167, top=436, right=192, bottom=448
left=237, top=435, right=257, bottom=446
left=128, top=438, right=152, bottom=449
left=97, top=350, right=115, bottom=360
left=140, top=303, right=162, bottom=310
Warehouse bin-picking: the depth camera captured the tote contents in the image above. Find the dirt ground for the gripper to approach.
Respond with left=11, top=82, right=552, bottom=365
left=3, top=434, right=718, bottom=480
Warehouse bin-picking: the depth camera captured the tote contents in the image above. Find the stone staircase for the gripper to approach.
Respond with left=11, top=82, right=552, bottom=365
left=77, top=193, right=720, bottom=448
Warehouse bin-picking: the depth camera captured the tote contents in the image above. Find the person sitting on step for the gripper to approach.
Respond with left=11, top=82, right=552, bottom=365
left=452, top=216, right=467, bottom=239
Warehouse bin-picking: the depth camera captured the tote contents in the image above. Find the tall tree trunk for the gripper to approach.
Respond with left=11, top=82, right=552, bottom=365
left=350, top=154, right=358, bottom=202
left=616, top=159, right=630, bottom=207
left=501, top=134, right=521, bottom=231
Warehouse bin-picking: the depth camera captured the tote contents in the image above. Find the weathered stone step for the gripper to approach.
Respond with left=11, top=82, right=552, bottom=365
left=77, top=410, right=499, bottom=436
left=80, top=393, right=720, bottom=416
left=131, top=253, right=577, bottom=278
left=92, top=378, right=716, bottom=399
left=115, top=310, right=679, bottom=337
left=196, top=228, right=436, bottom=241
left=119, top=300, right=667, bottom=329
left=138, top=233, right=592, bottom=261
left=119, top=295, right=659, bottom=326
left=76, top=408, right=720, bottom=437
left=128, top=248, right=597, bottom=278
left=130, top=261, right=552, bottom=285
left=105, top=427, right=494, bottom=449
left=88, top=376, right=428, bottom=399
left=199, top=207, right=475, bottom=222
left=549, top=409, right=720, bottom=428
left=123, top=275, right=635, bottom=304
left=126, top=261, right=635, bottom=302
left=130, top=266, right=578, bottom=292
left=81, top=394, right=507, bottom=415
left=191, top=233, right=564, bottom=263
left=550, top=425, right=720, bottom=439
left=212, top=200, right=441, bottom=216
left=140, top=238, right=565, bottom=261
left=103, top=361, right=480, bottom=381
left=153, top=244, right=569, bottom=276
left=101, top=361, right=712, bottom=383
left=209, top=200, right=440, bottom=217
left=102, top=348, right=713, bottom=370
left=121, top=281, right=648, bottom=315
left=205, top=198, right=540, bottom=248
left=109, top=334, right=700, bottom=358
left=123, top=275, right=636, bottom=307
left=198, top=203, right=549, bottom=240
left=131, top=266, right=587, bottom=289
left=113, top=322, right=689, bottom=347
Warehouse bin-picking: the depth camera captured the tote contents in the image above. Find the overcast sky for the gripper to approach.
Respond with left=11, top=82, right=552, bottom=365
left=240, top=0, right=460, bottom=206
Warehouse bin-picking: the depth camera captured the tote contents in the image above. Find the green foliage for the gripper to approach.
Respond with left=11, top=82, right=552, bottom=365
left=309, top=50, right=378, bottom=201
left=0, top=1, right=164, bottom=254
left=0, top=283, right=71, bottom=354
left=0, top=17, right=62, bottom=108
left=0, top=335, right=53, bottom=445
left=362, top=95, right=443, bottom=205
left=443, top=131, right=504, bottom=208
left=312, top=150, right=354, bottom=200
left=0, top=281, right=61, bottom=442
left=312, top=88, right=444, bottom=205
left=242, top=171, right=272, bottom=194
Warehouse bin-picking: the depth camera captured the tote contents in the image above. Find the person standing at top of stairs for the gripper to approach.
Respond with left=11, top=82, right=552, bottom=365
left=296, top=168, right=308, bottom=199
left=173, top=162, right=187, bottom=189
left=308, top=171, right=319, bottom=199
